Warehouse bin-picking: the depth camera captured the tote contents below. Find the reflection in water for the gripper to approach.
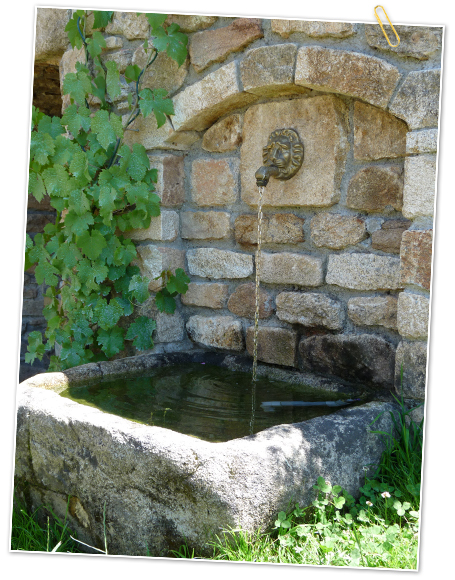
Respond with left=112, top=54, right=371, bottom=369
left=60, top=364, right=354, bottom=443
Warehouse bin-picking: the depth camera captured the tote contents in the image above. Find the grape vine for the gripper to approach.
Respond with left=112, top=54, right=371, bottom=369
left=25, top=10, right=190, bottom=371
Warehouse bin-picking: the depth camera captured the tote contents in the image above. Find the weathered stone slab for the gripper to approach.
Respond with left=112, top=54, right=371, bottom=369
left=348, top=296, right=398, bottom=330
left=202, top=114, right=243, bottom=152
left=353, top=102, right=407, bottom=161
left=371, top=219, right=411, bottom=254
left=346, top=166, right=403, bottom=212
left=240, top=44, right=309, bottom=97
left=241, top=96, right=349, bottom=208
left=181, top=211, right=231, bottom=240
left=181, top=283, right=229, bottom=309
left=187, top=248, right=253, bottom=279
left=103, top=37, right=124, bottom=51
left=295, top=47, right=401, bottom=108
left=227, top=283, right=273, bottom=319
left=172, top=62, right=259, bottom=131
left=406, top=129, right=438, bottom=154
left=272, top=19, right=355, bottom=39
left=400, top=230, right=433, bottom=291
left=389, top=69, right=441, bottom=130
left=365, top=25, right=442, bottom=60
left=136, top=246, right=185, bottom=292
left=186, top=316, right=243, bottom=351
left=147, top=154, right=185, bottom=207
left=395, top=341, right=427, bottom=399
left=276, top=292, right=344, bottom=330
left=326, top=254, right=402, bottom=290
left=126, top=211, right=179, bottom=242
left=133, top=44, right=188, bottom=96
left=402, top=155, right=437, bottom=218
left=191, top=158, right=238, bottom=206
left=310, top=214, right=366, bottom=249
left=105, top=12, right=150, bottom=39
left=299, top=334, right=396, bottom=390
left=397, top=293, right=430, bottom=339
left=35, top=8, right=71, bottom=64
left=260, top=253, right=324, bottom=287
left=15, top=375, right=398, bottom=556
left=190, top=18, right=263, bottom=72
left=165, top=14, right=217, bottom=32
left=235, top=214, right=305, bottom=246
left=123, top=114, right=199, bottom=151
left=246, top=326, right=297, bottom=367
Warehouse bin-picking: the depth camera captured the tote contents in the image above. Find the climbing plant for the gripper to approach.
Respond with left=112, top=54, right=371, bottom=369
left=25, top=10, right=190, bottom=371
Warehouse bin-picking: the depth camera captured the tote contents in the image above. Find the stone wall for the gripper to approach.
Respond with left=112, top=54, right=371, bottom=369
left=26, top=9, right=442, bottom=415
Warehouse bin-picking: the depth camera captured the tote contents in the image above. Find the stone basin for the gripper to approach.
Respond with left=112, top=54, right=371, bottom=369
left=14, top=351, right=398, bottom=556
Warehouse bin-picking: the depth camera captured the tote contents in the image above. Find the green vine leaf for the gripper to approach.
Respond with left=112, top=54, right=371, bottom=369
left=106, top=60, right=121, bottom=100
left=86, top=31, right=106, bottom=58
left=30, top=131, right=55, bottom=166
left=99, top=186, right=117, bottom=224
left=61, top=104, right=92, bottom=136
left=125, top=316, right=156, bottom=350
left=139, top=88, right=174, bottom=128
left=92, top=10, right=114, bottom=29
left=68, top=189, right=91, bottom=216
left=25, top=331, right=46, bottom=364
left=127, top=143, right=150, bottom=182
left=151, top=22, right=188, bottom=66
left=124, top=64, right=142, bottom=83
left=97, top=326, right=125, bottom=357
left=77, top=230, right=108, bottom=260
left=92, top=74, right=107, bottom=108
left=94, top=298, right=124, bottom=330
left=155, top=288, right=177, bottom=314
left=60, top=341, right=91, bottom=367
left=77, top=258, right=109, bottom=291
left=35, top=259, right=60, bottom=287
left=28, top=172, right=46, bottom=202
left=91, top=110, right=123, bottom=150
left=63, top=71, right=92, bottom=105
left=38, top=116, right=65, bottom=139
left=69, top=149, right=91, bottom=185
left=144, top=13, right=167, bottom=30
left=166, top=268, right=190, bottom=295
left=56, top=241, right=82, bottom=268
left=128, top=275, right=150, bottom=303
left=65, top=15, right=84, bottom=50
left=64, top=210, right=95, bottom=237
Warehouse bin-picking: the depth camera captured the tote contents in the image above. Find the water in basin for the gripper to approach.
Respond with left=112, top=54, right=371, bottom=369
left=60, top=363, right=357, bottom=442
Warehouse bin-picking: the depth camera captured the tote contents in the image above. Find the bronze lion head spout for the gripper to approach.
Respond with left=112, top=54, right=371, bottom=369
left=255, top=129, right=304, bottom=187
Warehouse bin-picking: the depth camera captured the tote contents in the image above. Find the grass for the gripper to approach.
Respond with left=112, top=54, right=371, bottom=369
left=172, top=395, right=424, bottom=569
left=10, top=496, right=83, bottom=553
left=11, top=394, right=423, bottom=568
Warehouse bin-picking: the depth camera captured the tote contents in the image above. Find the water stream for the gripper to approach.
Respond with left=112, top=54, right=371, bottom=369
left=250, top=185, right=265, bottom=434
left=252, top=185, right=265, bottom=383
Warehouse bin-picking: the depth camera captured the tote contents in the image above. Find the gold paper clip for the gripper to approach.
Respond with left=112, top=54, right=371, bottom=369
left=374, top=5, right=400, bottom=47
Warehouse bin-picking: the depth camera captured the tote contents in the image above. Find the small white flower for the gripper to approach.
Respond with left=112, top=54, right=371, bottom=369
left=366, top=500, right=373, bottom=506
left=294, top=546, right=303, bottom=553
left=381, top=491, right=391, bottom=498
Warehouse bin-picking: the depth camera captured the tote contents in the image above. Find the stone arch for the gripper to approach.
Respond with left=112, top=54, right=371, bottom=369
left=171, top=46, right=407, bottom=134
